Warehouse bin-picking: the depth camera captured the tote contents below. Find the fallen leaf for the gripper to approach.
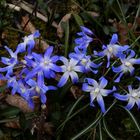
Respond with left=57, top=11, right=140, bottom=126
left=5, top=94, right=36, bottom=113
left=21, top=15, right=49, bottom=50
left=70, top=85, right=82, bottom=99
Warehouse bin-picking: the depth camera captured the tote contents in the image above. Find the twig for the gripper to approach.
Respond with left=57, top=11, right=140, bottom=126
left=6, top=1, right=58, bottom=28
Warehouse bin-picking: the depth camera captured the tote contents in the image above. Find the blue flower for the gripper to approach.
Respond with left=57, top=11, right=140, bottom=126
left=0, top=46, right=18, bottom=75
left=80, top=26, right=93, bottom=35
left=16, top=30, right=40, bottom=55
left=16, top=79, right=34, bottom=108
left=112, top=50, right=140, bottom=82
left=26, top=72, right=57, bottom=104
left=114, top=85, right=140, bottom=110
left=57, top=57, right=84, bottom=87
left=69, top=47, right=101, bottom=73
left=6, top=75, right=19, bottom=95
left=74, top=26, right=93, bottom=51
left=94, top=34, right=129, bottom=68
left=25, top=46, right=62, bottom=80
left=82, top=77, right=116, bottom=113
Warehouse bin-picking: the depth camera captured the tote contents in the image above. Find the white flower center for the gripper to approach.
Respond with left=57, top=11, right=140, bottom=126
left=108, top=46, right=113, bottom=53
left=94, top=88, right=100, bottom=94
left=132, top=92, right=138, bottom=98
left=24, top=35, right=33, bottom=44
left=44, top=59, right=50, bottom=65
left=21, top=88, right=25, bottom=93
left=67, top=65, right=72, bottom=71
left=81, top=58, right=87, bottom=65
left=125, top=61, right=132, bottom=67
left=35, top=86, right=40, bottom=93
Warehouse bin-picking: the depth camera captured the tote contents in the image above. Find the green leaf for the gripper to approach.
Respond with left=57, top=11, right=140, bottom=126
left=120, top=106, right=140, bottom=133
left=99, top=121, right=103, bottom=140
left=61, top=21, right=69, bottom=57
left=19, top=112, right=27, bottom=130
left=0, top=129, right=4, bottom=138
left=0, top=106, right=20, bottom=118
left=0, top=85, right=7, bottom=92
left=71, top=112, right=102, bottom=140
left=103, top=118, right=116, bottom=140
left=73, top=13, right=84, bottom=26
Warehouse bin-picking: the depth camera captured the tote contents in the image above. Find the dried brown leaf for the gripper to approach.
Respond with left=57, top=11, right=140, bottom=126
left=21, top=15, right=49, bottom=50
left=21, top=15, right=36, bottom=33
left=70, top=85, right=82, bottom=99
left=113, top=22, right=132, bottom=44
left=43, top=122, right=54, bottom=135
left=5, top=94, right=34, bottom=113
left=87, top=11, right=100, bottom=17
left=4, top=120, right=20, bottom=129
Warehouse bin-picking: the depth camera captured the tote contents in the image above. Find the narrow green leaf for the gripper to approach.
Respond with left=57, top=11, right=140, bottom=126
left=0, top=107, right=20, bottom=118
left=71, top=112, right=102, bottom=140
left=67, top=95, right=85, bottom=118
left=99, top=121, right=103, bottom=140
left=120, top=106, right=140, bottom=133
left=59, top=95, right=85, bottom=132
left=61, top=21, right=69, bottom=57
left=73, top=13, right=84, bottom=26
left=103, top=118, right=116, bottom=140
left=57, top=103, right=89, bottom=132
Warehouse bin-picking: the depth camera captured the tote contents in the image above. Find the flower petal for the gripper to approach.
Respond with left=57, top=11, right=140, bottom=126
left=59, top=56, right=68, bottom=65
left=69, top=71, right=79, bottom=83
left=25, top=66, right=40, bottom=80
left=74, top=66, right=84, bottom=72
left=32, top=52, right=43, bottom=62
left=97, top=95, right=106, bottom=113
left=110, top=34, right=118, bottom=44
left=51, top=55, right=59, bottom=62
left=82, top=83, right=93, bottom=92
left=99, top=77, right=108, bottom=88
left=16, top=43, right=26, bottom=53
left=57, top=72, right=69, bottom=87
left=114, top=93, right=128, bottom=101
left=33, top=30, right=40, bottom=38
left=4, top=46, right=14, bottom=57
left=114, top=72, right=124, bottom=83
left=85, top=78, right=98, bottom=87
left=129, top=58, right=140, bottom=64
left=112, top=66, right=122, bottom=73
left=50, top=64, right=62, bottom=72
left=127, top=49, right=135, bottom=59
left=125, top=99, right=135, bottom=110
left=44, top=46, right=53, bottom=59
left=80, top=26, right=93, bottom=35
left=136, top=99, right=140, bottom=109
left=26, top=79, right=36, bottom=87
left=90, top=93, right=96, bottom=106
left=40, top=92, right=47, bottom=104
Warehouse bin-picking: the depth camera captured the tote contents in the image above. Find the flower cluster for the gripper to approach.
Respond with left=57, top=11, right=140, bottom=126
left=0, top=26, right=140, bottom=113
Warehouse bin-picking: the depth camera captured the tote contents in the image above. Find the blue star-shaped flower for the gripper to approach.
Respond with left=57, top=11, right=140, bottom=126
left=0, top=46, right=18, bottom=75
left=26, top=71, right=57, bottom=104
left=114, top=85, right=140, bottom=110
left=16, top=30, right=40, bottom=55
left=82, top=77, right=116, bottom=113
left=94, top=34, right=129, bottom=68
left=74, top=26, right=93, bottom=51
left=112, top=50, right=140, bottom=82
left=25, top=46, right=62, bottom=80
left=57, top=57, right=84, bottom=87
left=69, top=47, right=101, bottom=73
